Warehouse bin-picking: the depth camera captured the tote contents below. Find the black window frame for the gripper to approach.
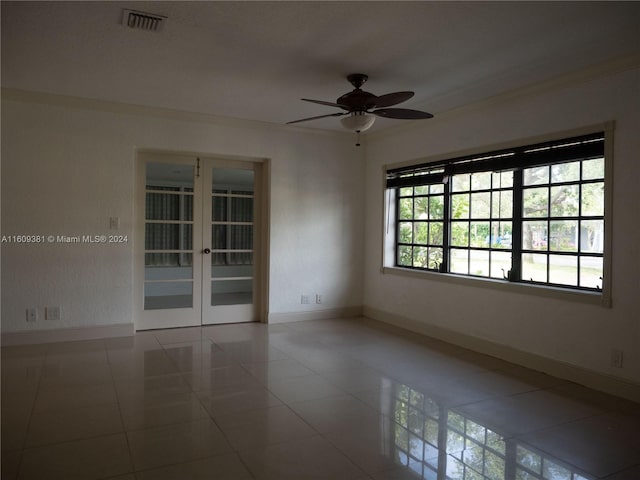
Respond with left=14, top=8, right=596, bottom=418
left=386, top=132, right=606, bottom=294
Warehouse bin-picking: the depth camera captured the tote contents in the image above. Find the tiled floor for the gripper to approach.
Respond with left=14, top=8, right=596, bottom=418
left=2, top=317, right=639, bottom=479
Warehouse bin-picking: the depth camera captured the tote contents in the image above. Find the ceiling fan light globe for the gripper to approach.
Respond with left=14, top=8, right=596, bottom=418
left=340, top=112, right=375, bottom=132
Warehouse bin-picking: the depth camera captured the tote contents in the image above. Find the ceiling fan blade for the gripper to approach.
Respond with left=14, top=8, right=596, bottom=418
left=301, top=98, right=349, bottom=109
left=372, top=108, right=434, bottom=120
left=286, top=112, right=347, bottom=125
left=374, top=91, right=414, bottom=108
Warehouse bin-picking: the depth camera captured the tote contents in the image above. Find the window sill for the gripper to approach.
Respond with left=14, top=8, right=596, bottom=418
left=382, top=266, right=609, bottom=307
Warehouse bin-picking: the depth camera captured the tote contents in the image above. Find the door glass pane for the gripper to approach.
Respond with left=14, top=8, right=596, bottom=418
left=146, top=192, right=193, bottom=221
left=211, top=167, right=254, bottom=307
left=211, top=279, right=253, bottom=305
left=144, top=281, right=193, bottom=310
left=212, top=194, right=228, bottom=221
left=145, top=224, right=193, bottom=250
left=145, top=253, right=193, bottom=277
left=144, top=163, right=194, bottom=310
left=231, top=196, right=254, bottom=221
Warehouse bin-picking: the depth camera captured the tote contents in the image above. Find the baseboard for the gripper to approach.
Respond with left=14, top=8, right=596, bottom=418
left=363, top=306, right=640, bottom=403
left=1, top=323, right=134, bottom=346
left=268, top=306, right=363, bottom=324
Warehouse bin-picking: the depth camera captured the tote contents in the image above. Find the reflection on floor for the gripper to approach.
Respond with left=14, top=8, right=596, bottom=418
left=2, top=317, right=639, bottom=479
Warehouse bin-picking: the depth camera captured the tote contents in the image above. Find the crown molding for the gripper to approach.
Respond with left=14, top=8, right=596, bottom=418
left=0, top=87, right=352, bottom=139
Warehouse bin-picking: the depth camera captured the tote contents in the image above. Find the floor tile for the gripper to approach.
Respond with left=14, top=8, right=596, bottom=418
left=455, top=388, right=605, bottom=437
left=216, top=405, right=317, bottom=451
left=115, top=373, right=192, bottom=408
left=135, top=454, right=253, bottom=480
left=243, top=358, right=315, bottom=383
left=266, top=374, right=346, bottom=404
left=105, top=332, right=162, bottom=351
left=371, top=463, right=434, bottom=479
left=289, top=395, right=380, bottom=434
left=602, top=465, right=640, bottom=480
left=44, top=339, right=106, bottom=355
left=519, top=412, right=640, bottom=478
left=1, top=361, right=42, bottom=393
left=153, top=326, right=208, bottom=345
left=239, top=435, right=365, bottom=480
left=162, top=340, right=231, bottom=372
left=1, top=449, right=22, bottom=480
left=216, top=341, right=289, bottom=363
left=459, top=366, right=566, bottom=397
left=182, top=364, right=261, bottom=393
left=32, top=383, right=118, bottom=413
left=19, top=433, right=132, bottom=480
left=1, top=391, right=36, bottom=451
left=322, top=367, right=396, bottom=394
left=26, top=403, right=123, bottom=447
left=38, top=359, right=113, bottom=390
left=109, top=349, right=180, bottom=379
left=325, top=416, right=407, bottom=474
left=301, top=353, right=367, bottom=373
left=126, top=418, right=233, bottom=471
left=120, top=395, right=210, bottom=431
left=199, top=385, right=283, bottom=418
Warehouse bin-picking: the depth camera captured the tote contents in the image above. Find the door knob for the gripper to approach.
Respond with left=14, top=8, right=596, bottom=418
left=203, top=248, right=211, bottom=254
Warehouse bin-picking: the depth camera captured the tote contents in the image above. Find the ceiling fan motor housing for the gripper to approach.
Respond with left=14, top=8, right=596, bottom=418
left=337, top=90, right=378, bottom=111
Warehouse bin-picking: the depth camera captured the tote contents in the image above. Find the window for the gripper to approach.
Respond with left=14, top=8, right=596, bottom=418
left=386, top=132, right=607, bottom=294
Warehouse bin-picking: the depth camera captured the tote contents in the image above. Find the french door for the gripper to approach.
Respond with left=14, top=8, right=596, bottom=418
left=136, top=152, right=266, bottom=330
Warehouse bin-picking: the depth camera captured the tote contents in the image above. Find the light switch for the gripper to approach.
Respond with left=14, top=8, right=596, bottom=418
left=109, top=217, right=120, bottom=229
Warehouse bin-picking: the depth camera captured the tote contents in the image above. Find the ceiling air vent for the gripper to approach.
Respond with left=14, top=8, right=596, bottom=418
left=122, top=9, right=166, bottom=32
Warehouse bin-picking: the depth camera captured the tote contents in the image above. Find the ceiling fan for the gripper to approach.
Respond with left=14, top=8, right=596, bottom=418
left=287, top=74, right=433, bottom=145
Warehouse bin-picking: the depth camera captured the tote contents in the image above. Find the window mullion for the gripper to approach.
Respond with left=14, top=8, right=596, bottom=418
left=442, top=179, right=451, bottom=272
left=511, top=169, right=524, bottom=282
left=395, top=188, right=400, bottom=266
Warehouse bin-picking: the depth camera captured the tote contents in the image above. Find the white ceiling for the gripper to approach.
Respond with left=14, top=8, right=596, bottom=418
left=2, top=1, right=639, bottom=133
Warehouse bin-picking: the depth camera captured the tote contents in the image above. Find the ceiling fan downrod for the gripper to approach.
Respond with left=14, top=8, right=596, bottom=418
left=347, top=73, right=368, bottom=90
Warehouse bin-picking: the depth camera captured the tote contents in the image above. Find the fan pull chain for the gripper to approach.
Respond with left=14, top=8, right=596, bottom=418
left=355, top=130, right=361, bottom=147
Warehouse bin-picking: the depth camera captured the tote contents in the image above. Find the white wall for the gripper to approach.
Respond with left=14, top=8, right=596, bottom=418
left=363, top=67, right=640, bottom=387
left=1, top=92, right=365, bottom=333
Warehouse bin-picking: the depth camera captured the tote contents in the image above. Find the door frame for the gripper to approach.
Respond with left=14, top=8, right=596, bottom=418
left=133, top=149, right=270, bottom=330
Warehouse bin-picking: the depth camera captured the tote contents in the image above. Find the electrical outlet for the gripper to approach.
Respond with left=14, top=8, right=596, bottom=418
left=109, top=216, right=120, bottom=229
left=45, top=306, right=61, bottom=321
left=301, top=295, right=310, bottom=305
left=26, top=308, right=37, bottom=323
left=611, top=349, right=624, bottom=368
left=315, top=294, right=322, bottom=304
